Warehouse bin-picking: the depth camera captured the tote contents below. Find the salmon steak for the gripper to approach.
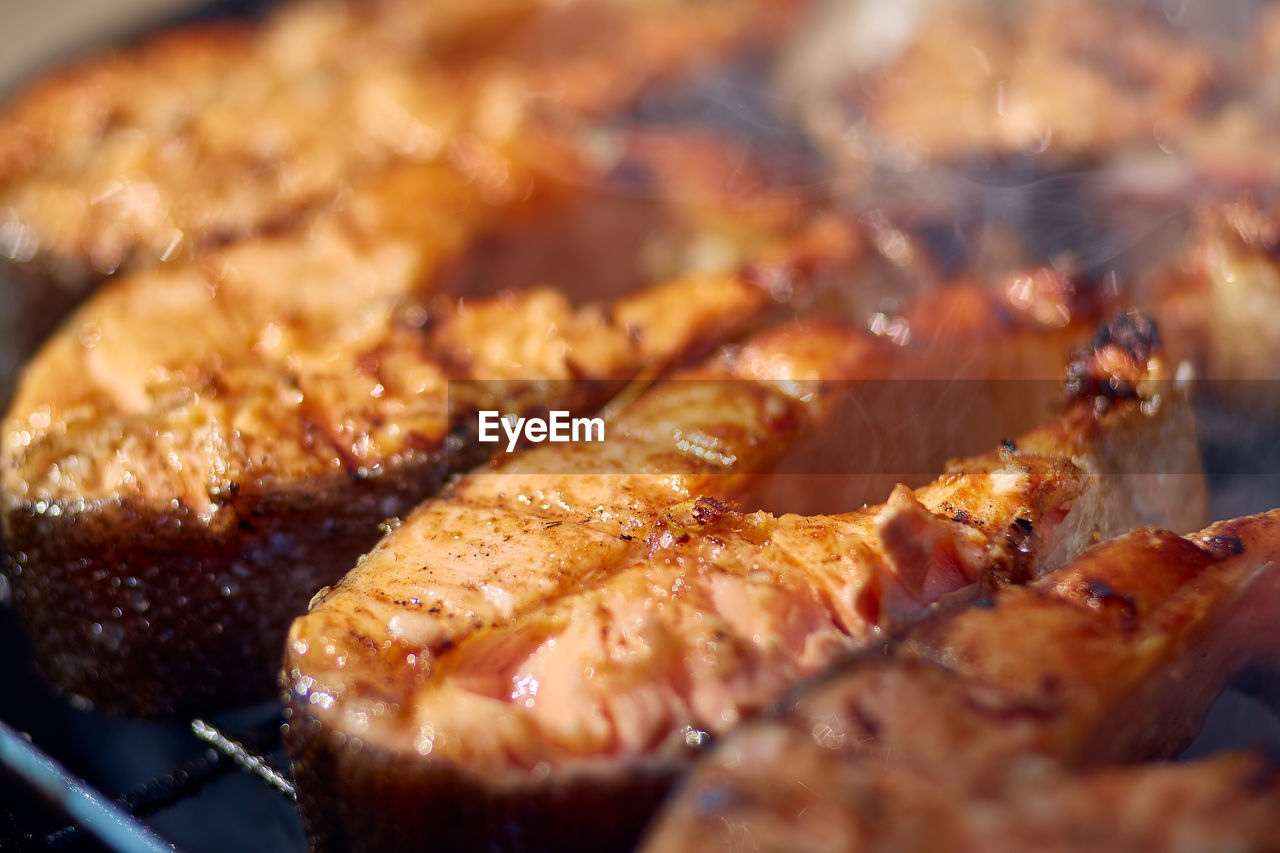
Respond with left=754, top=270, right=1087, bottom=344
left=3, top=3, right=1279, bottom=851
left=0, top=0, right=807, bottom=416
left=0, top=0, right=837, bottom=719
left=0, top=170, right=854, bottom=714
left=644, top=506, right=1280, bottom=852
left=283, top=312, right=1205, bottom=852
left=0, top=0, right=798, bottom=281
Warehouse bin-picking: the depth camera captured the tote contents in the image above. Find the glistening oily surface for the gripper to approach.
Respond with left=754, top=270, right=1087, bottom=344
left=281, top=315, right=1206, bottom=852
left=0, top=0, right=822, bottom=715
left=0, top=215, right=812, bottom=716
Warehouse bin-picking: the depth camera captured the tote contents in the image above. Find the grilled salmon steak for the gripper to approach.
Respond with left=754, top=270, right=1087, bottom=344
left=0, top=179, right=854, bottom=714
left=644, top=506, right=1280, bottom=852
left=283, top=313, right=1204, bottom=852
left=0, top=0, right=806, bottom=418
left=0, top=0, right=797, bottom=281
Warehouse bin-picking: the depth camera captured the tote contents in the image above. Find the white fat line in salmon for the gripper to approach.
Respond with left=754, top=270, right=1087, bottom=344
left=477, top=410, right=606, bottom=452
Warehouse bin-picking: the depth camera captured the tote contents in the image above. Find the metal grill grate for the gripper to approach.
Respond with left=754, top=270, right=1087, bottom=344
left=0, top=710, right=301, bottom=853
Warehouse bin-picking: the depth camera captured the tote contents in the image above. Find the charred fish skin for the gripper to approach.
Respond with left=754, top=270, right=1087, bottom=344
left=283, top=313, right=1205, bottom=853
left=643, top=508, right=1280, bottom=853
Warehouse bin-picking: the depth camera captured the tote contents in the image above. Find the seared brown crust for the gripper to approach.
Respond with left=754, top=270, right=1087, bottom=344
left=644, top=507, right=1280, bottom=852
left=6, top=463, right=436, bottom=713
left=283, top=313, right=1204, bottom=852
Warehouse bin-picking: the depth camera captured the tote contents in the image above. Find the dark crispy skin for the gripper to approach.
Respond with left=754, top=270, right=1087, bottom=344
left=643, top=507, right=1280, bottom=852
left=0, top=163, right=854, bottom=716
left=282, top=313, right=1205, bottom=853
left=0, top=0, right=800, bottom=281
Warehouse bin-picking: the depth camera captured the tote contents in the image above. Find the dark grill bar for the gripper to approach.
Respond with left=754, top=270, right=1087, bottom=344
left=0, top=643, right=305, bottom=853
left=0, top=718, right=175, bottom=852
